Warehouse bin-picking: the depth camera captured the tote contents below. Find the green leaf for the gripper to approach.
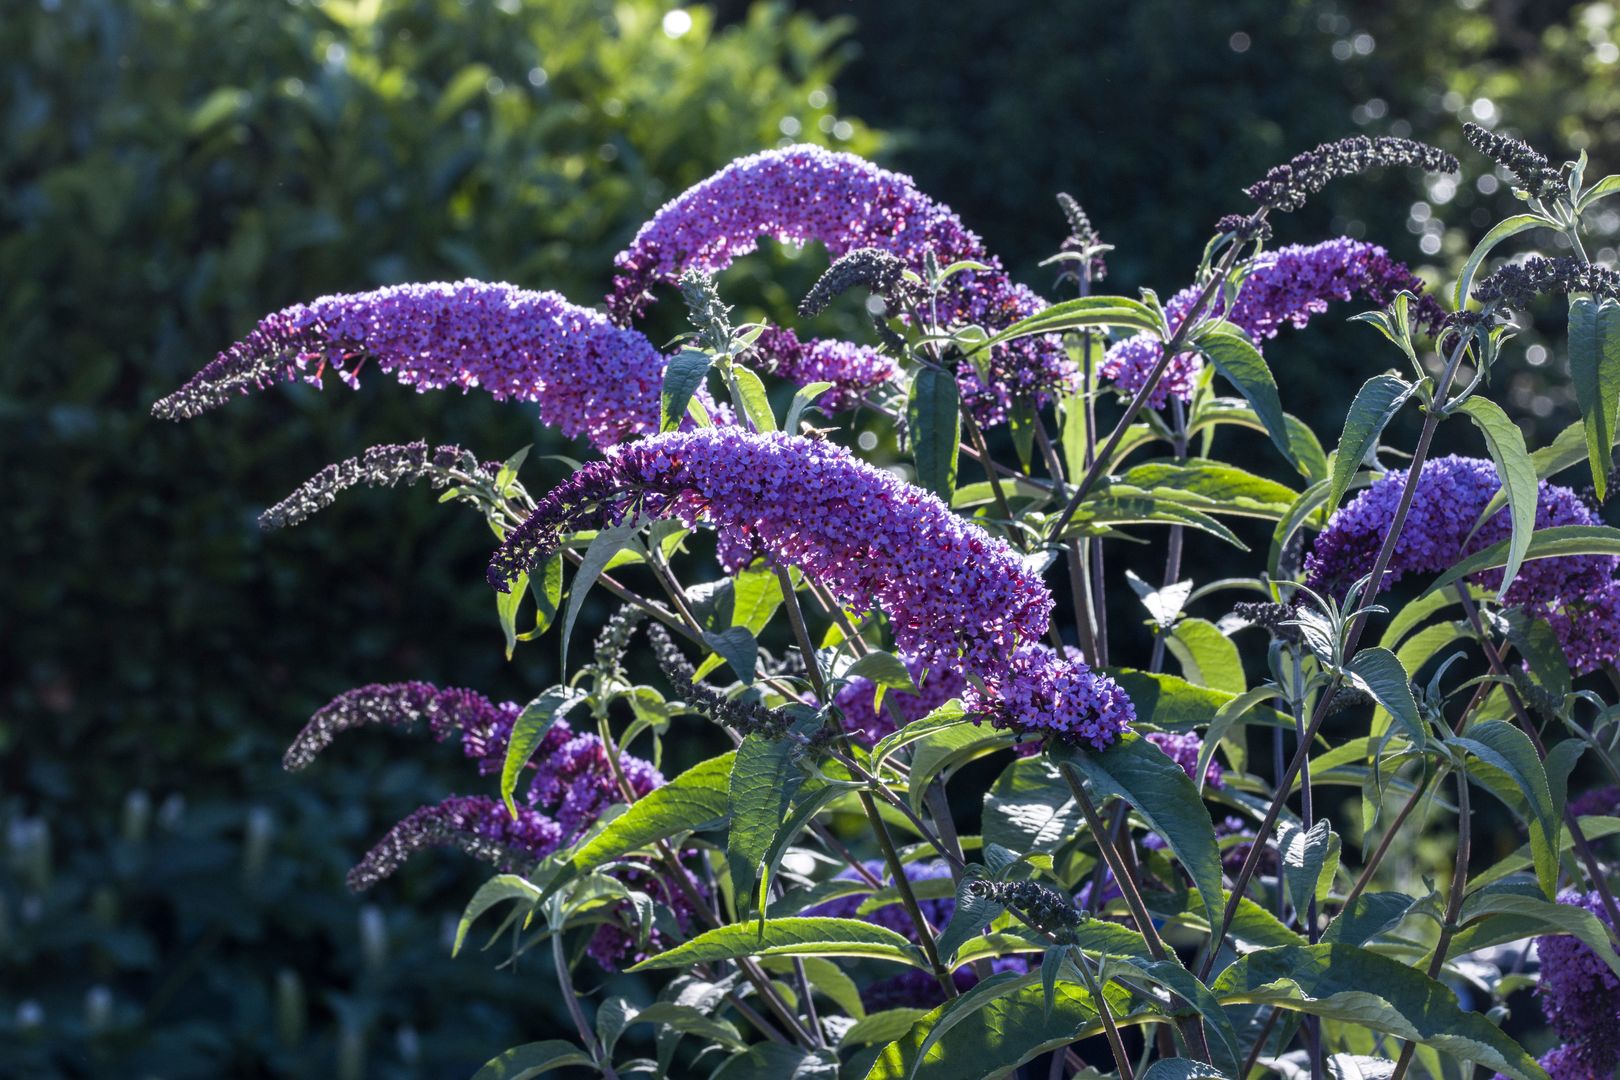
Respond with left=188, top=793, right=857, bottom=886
left=1070, top=492, right=1248, bottom=549
left=1345, top=648, right=1422, bottom=749
left=866, top=982, right=1102, bottom=1080
left=762, top=955, right=867, bottom=1020
left=979, top=294, right=1161, bottom=348
left=1567, top=297, right=1620, bottom=503
left=1120, top=458, right=1300, bottom=520
left=1459, top=886, right=1620, bottom=978
left=728, top=733, right=807, bottom=917
left=907, top=367, right=961, bottom=501
left=1108, top=669, right=1287, bottom=733
left=1323, top=892, right=1413, bottom=947
left=730, top=564, right=783, bottom=635
left=561, top=519, right=639, bottom=668
left=661, top=348, right=712, bottom=432
left=871, top=701, right=968, bottom=772
left=1141, top=1062, right=1229, bottom=1080
left=1189, top=403, right=1327, bottom=484
left=1453, top=213, right=1548, bottom=309
left=1576, top=173, right=1620, bottom=212
left=1195, top=327, right=1295, bottom=466
left=572, top=752, right=734, bottom=872
left=497, top=568, right=528, bottom=660
left=501, top=687, right=587, bottom=815
left=1454, top=722, right=1561, bottom=898
left=1212, top=945, right=1546, bottom=1080
left=904, top=970, right=1038, bottom=1080
left=628, top=917, right=925, bottom=971
left=1455, top=396, right=1537, bottom=595
left=785, top=381, right=835, bottom=432
left=1471, top=816, right=1620, bottom=890
left=1278, top=819, right=1333, bottom=916
left=1423, top=525, right=1620, bottom=596
left=1165, top=618, right=1246, bottom=694
left=703, top=626, right=758, bottom=684
left=1119, top=957, right=1242, bottom=1072
left=937, top=873, right=1005, bottom=964
left=842, top=1008, right=929, bottom=1048
left=907, top=723, right=1014, bottom=816
left=844, top=651, right=922, bottom=696
left=470, top=1040, right=594, bottom=1080
left=1328, top=373, right=1411, bottom=516
left=982, top=757, right=1080, bottom=857
left=453, top=874, right=541, bottom=956
left=730, top=364, right=778, bottom=432
left=1197, top=685, right=1276, bottom=791
left=712, top=1045, right=839, bottom=1080
left=528, top=554, right=563, bottom=638
left=1058, top=733, right=1224, bottom=930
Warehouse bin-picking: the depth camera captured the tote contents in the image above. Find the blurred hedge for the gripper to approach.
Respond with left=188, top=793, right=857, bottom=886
left=0, top=1, right=873, bottom=1075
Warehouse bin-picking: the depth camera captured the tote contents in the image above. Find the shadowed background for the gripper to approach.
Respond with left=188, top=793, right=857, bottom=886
left=4, top=0, right=1616, bottom=1075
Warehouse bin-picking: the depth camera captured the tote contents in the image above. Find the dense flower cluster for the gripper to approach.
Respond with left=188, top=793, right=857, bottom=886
left=1100, top=238, right=1441, bottom=406
left=1242, top=135, right=1457, bottom=213
left=529, top=733, right=664, bottom=841
left=260, top=441, right=487, bottom=530
left=749, top=326, right=898, bottom=413
left=153, top=281, right=676, bottom=449
left=799, top=247, right=923, bottom=316
left=1304, top=455, right=1620, bottom=670
left=604, top=144, right=1073, bottom=425
left=964, top=644, right=1136, bottom=750
left=488, top=429, right=1054, bottom=677
left=1146, top=730, right=1224, bottom=789
left=1463, top=122, right=1567, bottom=199
left=1472, top=255, right=1620, bottom=311
left=347, top=796, right=563, bottom=892
left=1529, top=891, right=1620, bottom=1077
left=968, top=878, right=1088, bottom=940
left=834, top=657, right=967, bottom=745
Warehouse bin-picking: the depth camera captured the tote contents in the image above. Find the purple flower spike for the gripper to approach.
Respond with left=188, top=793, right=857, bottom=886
left=835, top=657, right=967, bottom=745
left=284, top=681, right=572, bottom=777
left=607, top=145, right=1074, bottom=425
left=750, top=326, right=898, bottom=413
left=346, top=795, right=562, bottom=892
left=1101, top=238, right=1442, bottom=407
left=1304, top=455, right=1612, bottom=603
left=488, top=429, right=1054, bottom=678
left=964, top=644, right=1135, bottom=750
left=1146, top=730, right=1224, bottom=789
left=1527, top=891, right=1620, bottom=1076
left=153, top=280, right=679, bottom=449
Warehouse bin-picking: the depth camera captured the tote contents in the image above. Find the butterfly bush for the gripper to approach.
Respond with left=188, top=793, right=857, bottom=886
left=606, top=144, right=1073, bottom=424
left=1100, top=238, right=1442, bottom=406
left=160, top=130, right=1620, bottom=1079
left=153, top=280, right=682, bottom=449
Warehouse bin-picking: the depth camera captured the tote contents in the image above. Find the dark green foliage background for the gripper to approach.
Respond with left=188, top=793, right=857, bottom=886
left=4, top=0, right=1618, bottom=1074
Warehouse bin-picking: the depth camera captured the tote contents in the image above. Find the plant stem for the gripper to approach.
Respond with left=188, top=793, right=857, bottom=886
left=1148, top=396, right=1190, bottom=675
left=553, top=932, right=621, bottom=1079
left=1389, top=771, right=1471, bottom=1080
left=1071, top=948, right=1136, bottom=1080
left=1200, top=325, right=1475, bottom=979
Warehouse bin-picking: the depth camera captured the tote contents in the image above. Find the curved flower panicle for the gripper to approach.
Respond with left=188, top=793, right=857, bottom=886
left=963, top=644, right=1135, bottom=750
left=1244, top=135, right=1457, bottom=213
left=749, top=326, right=898, bottom=413
left=606, top=145, right=1073, bottom=425
left=488, top=429, right=1053, bottom=676
left=834, top=657, right=966, bottom=745
left=260, top=441, right=487, bottom=530
left=1101, top=238, right=1442, bottom=407
left=1303, top=455, right=1612, bottom=603
left=284, top=681, right=571, bottom=776
left=346, top=795, right=562, bottom=892
left=153, top=280, right=675, bottom=449
left=1146, top=730, right=1224, bottom=789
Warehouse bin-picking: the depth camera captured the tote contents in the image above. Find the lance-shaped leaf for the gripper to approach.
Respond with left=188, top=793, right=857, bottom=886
left=1452, top=214, right=1549, bottom=309
left=1212, top=945, right=1545, bottom=1080
left=1568, top=296, right=1620, bottom=503
left=903, top=969, right=1038, bottom=1080
left=501, top=687, right=588, bottom=815
left=661, top=348, right=712, bottom=432
left=572, top=752, right=734, bottom=872
left=1456, top=884, right=1620, bottom=978
left=729, top=364, right=778, bottom=432
left=728, top=733, right=807, bottom=917
left=471, top=1040, right=595, bottom=1080
left=936, top=872, right=1005, bottom=964
left=1455, top=396, right=1536, bottom=596
left=1345, top=648, right=1423, bottom=749
left=1327, top=373, right=1411, bottom=516
left=907, top=366, right=961, bottom=501
left=1423, top=525, right=1620, bottom=596
left=978, top=294, right=1162, bottom=348
left=870, top=701, right=968, bottom=772
left=982, top=757, right=1080, bottom=857
left=1194, top=327, right=1296, bottom=467
left=628, top=917, right=924, bottom=971
left=1119, top=458, right=1300, bottom=520
left=1278, top=819, right=1334, bottom=916
left=1166, top=617, right=1246, bottom=695
left=866, top=982, right=1104, bottom=1080
left=1453, top=722, right=1561, bottom=898
left=561, top=518, right=639, bottom=668
left=1058, top=734, right=1224, bottom=929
